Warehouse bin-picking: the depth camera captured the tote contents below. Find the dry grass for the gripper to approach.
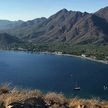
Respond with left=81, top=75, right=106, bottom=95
left=99, top=101, right=108, bottom=108
left=0, top=83, right=10, bottom=95
left=69, top=97, right=108, bottom=108
left=69, top=97, right=84, bottom=108
left=44, top=92, right=67, bottom=106
left=0, top=84, right=107, bottom=108
left=0, top=87, right=43, bottom=108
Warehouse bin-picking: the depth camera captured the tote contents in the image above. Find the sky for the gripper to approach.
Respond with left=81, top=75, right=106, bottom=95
left=0, top=0, right=108, bottom=21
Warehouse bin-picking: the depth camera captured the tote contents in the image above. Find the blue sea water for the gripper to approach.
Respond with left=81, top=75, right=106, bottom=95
left=0, top=50, right=108, bottom=99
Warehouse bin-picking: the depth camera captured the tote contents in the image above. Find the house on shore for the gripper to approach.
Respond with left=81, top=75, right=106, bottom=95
left=81, top=54, right=86, bottom=58
left=54, top=51, right=62, bottom=55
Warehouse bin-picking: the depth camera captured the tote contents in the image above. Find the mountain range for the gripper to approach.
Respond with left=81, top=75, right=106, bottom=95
left=0, top=6, right=108, bottom=46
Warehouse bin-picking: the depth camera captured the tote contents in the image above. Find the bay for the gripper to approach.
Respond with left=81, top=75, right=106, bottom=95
left=0, top=50, right=108, bottom=99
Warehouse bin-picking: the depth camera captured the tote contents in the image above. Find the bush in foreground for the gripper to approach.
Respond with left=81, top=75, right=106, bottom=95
left=45, top=92, right=68, bottom=108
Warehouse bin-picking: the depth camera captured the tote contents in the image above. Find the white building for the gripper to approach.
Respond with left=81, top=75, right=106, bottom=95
left=81, top=54, right=86, bottom=57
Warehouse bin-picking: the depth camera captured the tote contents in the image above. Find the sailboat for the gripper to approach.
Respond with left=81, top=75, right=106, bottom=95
left=74, top=86, right=80, bottom=90
left=104, top=85, right=107, bottom=90
left=74, top=82, right=80, bottom=90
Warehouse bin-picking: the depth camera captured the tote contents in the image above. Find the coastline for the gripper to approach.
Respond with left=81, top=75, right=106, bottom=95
left=42, top=51, right=108, bottom=64
left=0, top=49, right=108, bottom=64
left=62, top=54, right=108, bottom=64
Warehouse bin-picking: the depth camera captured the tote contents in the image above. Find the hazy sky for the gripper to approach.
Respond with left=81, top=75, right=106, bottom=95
left=0, top=0, right=108, bottom=21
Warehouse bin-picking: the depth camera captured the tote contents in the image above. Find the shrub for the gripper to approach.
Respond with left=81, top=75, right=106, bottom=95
left=44, top=92, right=67, bottom=107
left=3, top=88, right=43, bottom=108
left=0, top=83, right=11, bottom=94
left=68, top=97, right=84, bottom=108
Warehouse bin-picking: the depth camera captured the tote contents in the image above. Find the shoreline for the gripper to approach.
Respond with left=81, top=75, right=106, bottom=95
left=0, top=49, right=108, bottom=64
left=42, top=51, right=108, bottom=64
left=62, top=54, right=108, bottom=64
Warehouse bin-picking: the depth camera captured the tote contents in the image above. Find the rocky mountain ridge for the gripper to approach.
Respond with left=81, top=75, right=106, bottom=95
left=0, top=6, right=108, bottom=45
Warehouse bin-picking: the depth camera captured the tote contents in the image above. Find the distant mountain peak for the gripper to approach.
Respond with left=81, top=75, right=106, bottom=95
left=95, top=6, right=108, bottom=22
left=99, top=6, right=108, bottom=11
left=59, top=8, right=68, bottom=12
left=0, top=6, right=108, bottom=45
left=55, top=8, right=69, bottom=15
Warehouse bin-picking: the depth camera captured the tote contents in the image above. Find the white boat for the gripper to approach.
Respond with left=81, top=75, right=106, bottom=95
left=74, top=82, right=80, bottom=90
left=74, top=87, right=80, bottom=90
left=104, top=85, right=107, bottom=90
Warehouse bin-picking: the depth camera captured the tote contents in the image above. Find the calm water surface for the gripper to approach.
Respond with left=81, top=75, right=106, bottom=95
left=0, top=50, right=108, bottom=99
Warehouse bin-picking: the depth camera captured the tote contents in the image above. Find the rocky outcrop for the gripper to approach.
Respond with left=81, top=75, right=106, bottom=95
left=7, top=97, right=48, bottom=108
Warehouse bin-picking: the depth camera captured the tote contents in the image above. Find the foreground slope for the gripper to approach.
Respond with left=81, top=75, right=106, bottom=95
left=0, top=84, right=108, bottom=108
